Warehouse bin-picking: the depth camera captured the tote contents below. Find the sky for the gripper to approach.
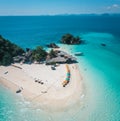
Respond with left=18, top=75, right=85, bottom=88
left=0, top=0, right=120, bottom=15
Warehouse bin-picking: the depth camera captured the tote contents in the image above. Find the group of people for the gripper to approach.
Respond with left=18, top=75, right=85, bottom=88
left=35, top=79, right=44, bottom=85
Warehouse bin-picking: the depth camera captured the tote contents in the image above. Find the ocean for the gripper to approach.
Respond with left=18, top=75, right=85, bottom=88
left=0, top=15, right=120, bottom=121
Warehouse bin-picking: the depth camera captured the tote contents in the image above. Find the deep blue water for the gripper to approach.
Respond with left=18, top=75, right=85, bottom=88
left=0, top=15, right=120, bottom=48
left=0, top=15, right=120, bottom=121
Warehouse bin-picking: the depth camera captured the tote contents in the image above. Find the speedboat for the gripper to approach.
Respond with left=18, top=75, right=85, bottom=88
left=74, top=52, right=83, bottom=56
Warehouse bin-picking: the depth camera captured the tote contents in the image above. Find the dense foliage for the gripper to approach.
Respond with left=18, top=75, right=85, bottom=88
left=49, top=49, right=56, bottom=58
left=0, top=33, right=81, bottom=65
left=61, top=33, right=82, bottom=44
left=0, top=35, right=24, bottom=66
left=32, top=46, right=47, bottom=62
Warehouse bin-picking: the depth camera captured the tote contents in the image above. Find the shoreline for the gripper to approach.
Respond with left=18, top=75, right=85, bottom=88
left=0, top=54, right=85, bottom=111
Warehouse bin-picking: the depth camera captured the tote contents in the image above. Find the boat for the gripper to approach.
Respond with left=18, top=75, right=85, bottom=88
left=74, top=52, right=83, bottom=56
left=101, top=43, right=106, bottom=46
left=16, top=89, right=21, bottom=93
left=16, top=87, right=23, bottom=93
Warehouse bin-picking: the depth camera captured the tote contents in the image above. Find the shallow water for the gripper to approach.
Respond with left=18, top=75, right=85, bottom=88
left=0, top=16, right=120, bottom=121
left=63, top=32, right=120, bottom=121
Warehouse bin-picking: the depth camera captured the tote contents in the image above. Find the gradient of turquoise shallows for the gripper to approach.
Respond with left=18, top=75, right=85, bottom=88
left=0, top=32, right=120, bottom=121
left=0, top=16, right=120, bottom=121
left=60, top=32, right=120, bottom=120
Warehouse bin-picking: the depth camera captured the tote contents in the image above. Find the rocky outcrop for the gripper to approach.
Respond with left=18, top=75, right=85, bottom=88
left=46, top=43, right=59, bottom=48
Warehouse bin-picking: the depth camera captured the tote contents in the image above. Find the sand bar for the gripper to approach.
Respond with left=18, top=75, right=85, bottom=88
left=0, top=63, right=84, bottom=111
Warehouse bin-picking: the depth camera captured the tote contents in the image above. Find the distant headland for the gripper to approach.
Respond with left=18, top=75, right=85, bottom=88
left=60, top=33, right=83, bottom=44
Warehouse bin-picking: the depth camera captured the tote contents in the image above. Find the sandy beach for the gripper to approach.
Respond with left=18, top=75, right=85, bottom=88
left=0, top=63, right=84, bottom=111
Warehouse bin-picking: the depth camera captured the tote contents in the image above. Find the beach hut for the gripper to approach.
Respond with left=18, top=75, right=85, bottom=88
left=46, top=56, right=67, bottom=64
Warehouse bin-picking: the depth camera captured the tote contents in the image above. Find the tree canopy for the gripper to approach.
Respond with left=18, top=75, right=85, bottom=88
left=0, top=35, right=24, bottom=66
left=60, top=33, right=82, bottom=44
left=32, top=46, right=47, bottom=62
left=49, top=49, right=56, bottom=58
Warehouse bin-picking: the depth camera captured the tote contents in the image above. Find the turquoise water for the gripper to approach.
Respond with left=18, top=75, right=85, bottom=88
left=0, top=16, right=120, bottom=121
left=62, top=32, right=120, bottom=121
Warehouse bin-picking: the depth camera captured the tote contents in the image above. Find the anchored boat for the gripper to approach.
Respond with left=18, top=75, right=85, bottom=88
left=74, top=52, right=83, bottom=56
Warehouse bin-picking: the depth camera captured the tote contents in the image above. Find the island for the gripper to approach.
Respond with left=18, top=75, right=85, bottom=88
left=0, top=35, right=84, bottom=111
left=60, top=33, right=83, bottom=44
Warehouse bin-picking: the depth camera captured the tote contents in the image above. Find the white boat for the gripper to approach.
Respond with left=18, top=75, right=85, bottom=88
left=74, top=52, right=83, bottom=56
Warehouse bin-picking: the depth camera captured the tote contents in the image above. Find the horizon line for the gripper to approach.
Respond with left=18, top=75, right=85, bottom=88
left=0, top=13, right=120, bottom=16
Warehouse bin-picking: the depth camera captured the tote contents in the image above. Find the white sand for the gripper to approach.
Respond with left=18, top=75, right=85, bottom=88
left=0, top=63, right=84, bottom=111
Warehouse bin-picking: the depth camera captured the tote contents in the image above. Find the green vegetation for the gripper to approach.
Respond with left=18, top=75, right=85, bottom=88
left=0, top=35, right=24, bottom=66
left=49, top=49, right=56, bottom=58
left=0, top=33, right=80, bottom=66
left=60, top=33, right=82, bottom=44
left=32, top=46, right=47, bottom=62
